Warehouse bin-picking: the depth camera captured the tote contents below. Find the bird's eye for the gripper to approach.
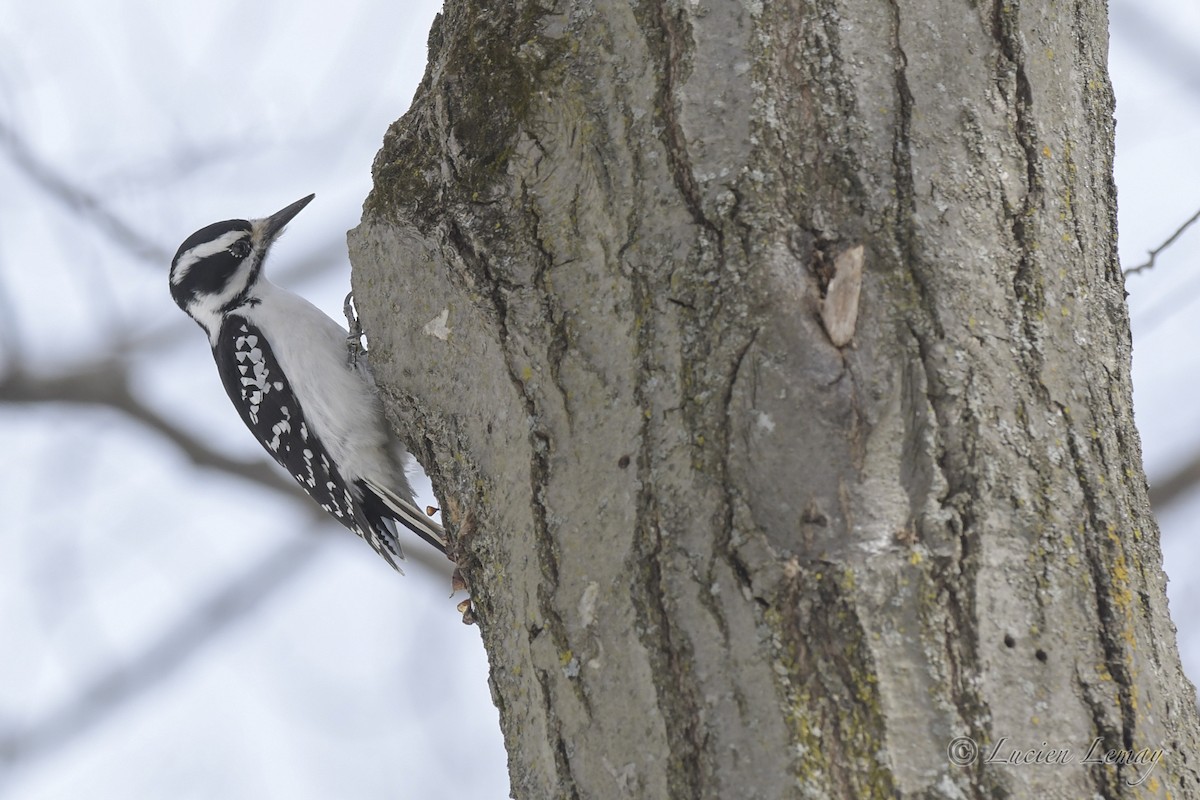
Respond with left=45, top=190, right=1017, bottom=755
left=229, top=240, right=251, bottom=259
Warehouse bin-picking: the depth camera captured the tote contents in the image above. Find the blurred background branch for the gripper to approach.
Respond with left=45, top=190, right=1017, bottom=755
left=1123, top=206, right=1200, bottom=275
left=1, top=362, right=303, bottom=499
left=0, top=117, right=169, bottom=265
left=0, top=6, right=499, bottom=797
left=0, top=533, right=325, bottom=770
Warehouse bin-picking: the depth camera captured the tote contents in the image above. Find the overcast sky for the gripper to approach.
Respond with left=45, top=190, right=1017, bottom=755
left=0, top=2, right=509, bottom=798
left=1, top=2, right=1198, bottom=798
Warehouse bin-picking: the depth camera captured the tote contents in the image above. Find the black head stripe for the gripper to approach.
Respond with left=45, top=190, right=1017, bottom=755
left=170, top=219, right=254, bottom=310
left=171, top=219, right=252, bottom=266
left=172, top=250, right=239, bottom=308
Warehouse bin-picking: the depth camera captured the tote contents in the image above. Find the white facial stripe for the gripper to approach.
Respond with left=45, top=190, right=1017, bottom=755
left=170, top=230, right=249, bottom=285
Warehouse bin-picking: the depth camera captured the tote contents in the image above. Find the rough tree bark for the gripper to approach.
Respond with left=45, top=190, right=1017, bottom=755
left=348, top=1, right=1200, bottom=797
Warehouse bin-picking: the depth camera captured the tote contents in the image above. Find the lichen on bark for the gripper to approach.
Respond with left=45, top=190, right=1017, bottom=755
left=350, top=1, right=1200, bottom=797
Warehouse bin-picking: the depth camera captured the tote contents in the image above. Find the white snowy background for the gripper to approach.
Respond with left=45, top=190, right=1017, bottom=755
left=0, top=1, right=1196, bottom=798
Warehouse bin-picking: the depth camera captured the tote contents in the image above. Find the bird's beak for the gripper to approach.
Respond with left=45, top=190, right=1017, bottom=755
left=261, top=194, right=315, bottom=242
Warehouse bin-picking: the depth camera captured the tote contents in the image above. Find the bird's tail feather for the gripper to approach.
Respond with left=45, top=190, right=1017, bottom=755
left=364, top=478, right=448, bottom=554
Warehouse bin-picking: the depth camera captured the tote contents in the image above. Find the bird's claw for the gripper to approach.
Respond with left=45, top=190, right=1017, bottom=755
left=451, top=566, right=475, bottom=624
left=457, top=598, right=476, bottom=625
left=343, top=291, right=363, bottom=368
left=450, top=566, right=468, bottom=596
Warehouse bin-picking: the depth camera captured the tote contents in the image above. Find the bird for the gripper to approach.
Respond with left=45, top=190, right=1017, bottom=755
left=168, top=194, right=445, bottom=571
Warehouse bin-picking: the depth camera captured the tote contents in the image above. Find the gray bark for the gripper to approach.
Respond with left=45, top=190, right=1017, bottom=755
left=348, top=1, right=1200, bottom=797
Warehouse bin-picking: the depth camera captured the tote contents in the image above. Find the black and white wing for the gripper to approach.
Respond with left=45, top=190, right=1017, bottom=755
left=212, top=315, right=407, bottom=568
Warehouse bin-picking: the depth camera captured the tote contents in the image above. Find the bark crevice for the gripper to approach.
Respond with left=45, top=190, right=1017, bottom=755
left=348, top=1, right=1200, bottom=796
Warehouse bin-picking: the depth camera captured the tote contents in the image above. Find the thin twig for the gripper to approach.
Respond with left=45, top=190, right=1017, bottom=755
left=0, top=362, right=304, bottom=501
left=0, top=273, right=22, bottom=371
left=0, top=361, right=452, bottom=576
left=0, top=117, right=170, bottom=265
left=1149, top=450, right=1200, bottom=511
left=0, top=362, right=454, bottom=771
left=1124, top=206, right=1200, bottom=275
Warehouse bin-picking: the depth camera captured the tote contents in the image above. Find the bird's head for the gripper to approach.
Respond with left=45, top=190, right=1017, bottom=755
left=169, top=194, right=314, bottom=334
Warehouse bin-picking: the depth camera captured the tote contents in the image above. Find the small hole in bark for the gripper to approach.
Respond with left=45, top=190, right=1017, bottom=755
left=1035, top=649, right=1048, bottom=662
left=618, top=454, right=630, bottom=469
left=1004, top=634, right=1016, bottom=648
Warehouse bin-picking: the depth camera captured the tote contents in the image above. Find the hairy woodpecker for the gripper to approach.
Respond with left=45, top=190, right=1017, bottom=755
left=169, top=194, right=445, bottom=570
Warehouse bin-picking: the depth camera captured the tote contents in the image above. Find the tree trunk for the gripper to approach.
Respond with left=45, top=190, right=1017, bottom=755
left=348, top=1, right=1200, bottom=797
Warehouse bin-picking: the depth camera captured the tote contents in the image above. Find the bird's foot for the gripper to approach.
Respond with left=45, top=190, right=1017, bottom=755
left=343, top=292, right=364, bottom=367
left=457, top=597, right=476, bottom=625
left=450, top=566, right=475, bottom=624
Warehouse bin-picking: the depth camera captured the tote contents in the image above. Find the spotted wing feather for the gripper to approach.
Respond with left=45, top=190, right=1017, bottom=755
left=212, top=315, right=406, bottom=568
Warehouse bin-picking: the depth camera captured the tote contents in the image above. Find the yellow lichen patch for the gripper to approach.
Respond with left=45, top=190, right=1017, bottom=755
left=840, top=569, right=856, bottom=591
left=766, top=570, right=894, bottom=794
left=1105, top=525, right=1139, bottom=659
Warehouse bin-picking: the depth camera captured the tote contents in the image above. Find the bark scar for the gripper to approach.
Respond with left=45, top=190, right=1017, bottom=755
left=819, top=244, right=865, bottom=347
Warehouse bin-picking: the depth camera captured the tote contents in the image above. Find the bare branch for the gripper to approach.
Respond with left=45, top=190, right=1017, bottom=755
left=0, top=532, right=326, bottom=769
left=0, top=272, right=22, bottom=371
left=0, top=363, right=455, bottom=770
left=1149, top=452, right=1200, bottom=512
left=0, top=362, right=454, bottom=576
left=1124, top=206, right=1200, bottom=275
left=0, top=362, right=304, bottom=501
left=0, top=117, right=170, bottom=265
